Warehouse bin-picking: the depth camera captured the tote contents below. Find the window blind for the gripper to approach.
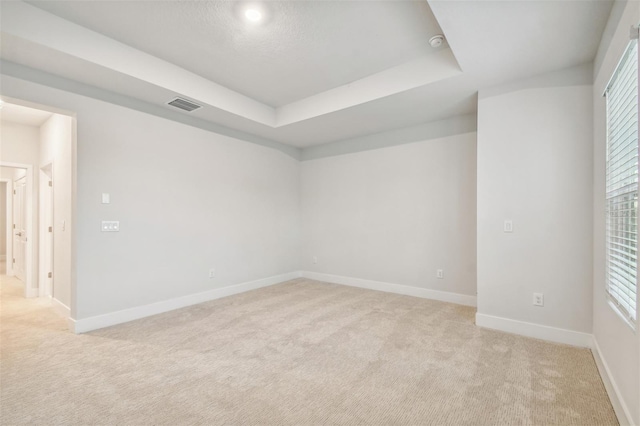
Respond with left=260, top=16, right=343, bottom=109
left=605, top=39, right=638, bottom=326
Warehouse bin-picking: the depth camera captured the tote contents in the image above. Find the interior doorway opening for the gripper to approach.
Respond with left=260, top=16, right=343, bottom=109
left=0, top=165, right=34, bottom=298
left=0, top=97, right=76, bottom=322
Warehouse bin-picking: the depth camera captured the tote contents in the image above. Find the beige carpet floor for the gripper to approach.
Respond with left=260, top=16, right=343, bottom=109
left=1, top=273, right=617, bottom=425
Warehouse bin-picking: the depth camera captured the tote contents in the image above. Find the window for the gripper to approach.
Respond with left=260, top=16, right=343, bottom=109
left=605, top=39, right=638, bottom=327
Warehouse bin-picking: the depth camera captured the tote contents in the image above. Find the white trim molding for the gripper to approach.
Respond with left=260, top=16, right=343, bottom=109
left=51, top=297, right=70, bottom=319
left=70, top=271, right=302, bottom=334
left=591, top=337, right=633, bottom=426
left=301, top=271, right=477, bottom=307
left=475, top=313, right=593, bottom=348
left=1, top=178, right=13, bottom=277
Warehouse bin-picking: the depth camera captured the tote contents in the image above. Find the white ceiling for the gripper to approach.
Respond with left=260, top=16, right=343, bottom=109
left=0, top=102, right=52, bottom=127
left=0, top=0, right=614, bottom=149
left=26, top=0, right=445, bottom=108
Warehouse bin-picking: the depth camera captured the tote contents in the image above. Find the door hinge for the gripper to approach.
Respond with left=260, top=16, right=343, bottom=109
left=13, top=224, right=15, bottom=229
left=13, top=190, right=15, bottom=195
left=12, top=258, right=15, bottom=264
left=48, top=226, right=53, bottom=233
left=48, top=272, right=52, bottom=279
left=48, top=180, right=52, bottom=187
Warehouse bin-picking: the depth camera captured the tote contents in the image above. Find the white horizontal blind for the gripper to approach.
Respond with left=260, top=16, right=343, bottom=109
left=605, top=39, right=638, bottom=326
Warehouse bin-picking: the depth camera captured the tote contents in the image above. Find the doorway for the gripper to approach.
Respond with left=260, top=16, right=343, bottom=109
left=0, top=97, right=75, bottom=325
left=0, top=164, right=34, bottom=298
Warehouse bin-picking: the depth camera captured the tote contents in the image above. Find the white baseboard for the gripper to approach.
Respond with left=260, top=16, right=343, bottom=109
left=67, top=318, right=76, bottom=332
left=475, top=313, right=593, bottom=348
left=51, top=297, right=70, bottom=319
left=71, top=271, right=302, bottom=334
left=301, top=271, right=477, bottom=307
left=592, top=337, right=633, bottom=425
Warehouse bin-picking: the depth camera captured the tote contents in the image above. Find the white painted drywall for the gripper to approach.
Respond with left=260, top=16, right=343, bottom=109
left=592, top=0, right=640, bottom=423
left=0, top=182, right=6, bottom=257
left=0, top=121, right=40, bottom=292
left=477, top=66, right=593, bottom=334
left=1, top=75, right=301, bottom=321
left=1, top=168, right=15, bottom=266
left=276, top=50, right=462, bottom=127
left=1, top=2, right=276, bottom=127
left=40, top=113, right=73, bottom=308
left=300, top=132, right=477, bottom=297
left=0, top=168, right=15, bottom=180
left=1, top=121, right=40, bottom=164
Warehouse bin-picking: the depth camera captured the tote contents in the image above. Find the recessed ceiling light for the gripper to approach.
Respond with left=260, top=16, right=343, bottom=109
left=245, top=9, right=262, bottom=22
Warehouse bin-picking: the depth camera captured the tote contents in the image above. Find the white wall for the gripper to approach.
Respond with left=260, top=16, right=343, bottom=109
left=1, top=75, right=301, bottom=321
left=40, top=113, right=73, bottom=308
left=476, top=66, right=594, bottom=335
left=300, top=132, right=477, bottom=298
left=0, top=121, right=40, bottom=294
left=592, top=1, right=640, bottom=423
left=0, top=121, right=39, bottom=165
left=1, top=168, right=15, bottom=266
left=0, top=182, right=6, bottom=257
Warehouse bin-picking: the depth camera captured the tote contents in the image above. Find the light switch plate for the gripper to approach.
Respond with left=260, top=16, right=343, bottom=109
left=102, top=193, right=110, bottom=204
left=504, top=220, right=513, bottom=233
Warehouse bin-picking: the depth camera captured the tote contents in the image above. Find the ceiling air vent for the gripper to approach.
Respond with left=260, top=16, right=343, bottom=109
left=167, top=97, right=202, bottom=112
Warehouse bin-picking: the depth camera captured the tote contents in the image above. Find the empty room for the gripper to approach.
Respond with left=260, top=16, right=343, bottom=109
left=0, top=0, right=639, bottom=424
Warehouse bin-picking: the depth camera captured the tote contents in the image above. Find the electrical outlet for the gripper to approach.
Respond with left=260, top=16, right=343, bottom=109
left=209, top=268, right=216, bottom=279
left=533, top=293, right=544, bottom=307
left=313, top=256, right=318, bottom=264
left=504, top=220, right=513, bottom=233
left=436, top=269, right=444, bottom=279
left=101, top=221, right=119, bottom=232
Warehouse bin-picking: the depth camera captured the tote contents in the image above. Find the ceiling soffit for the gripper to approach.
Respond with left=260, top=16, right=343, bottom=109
left=1, top=1, right=460, bottom=130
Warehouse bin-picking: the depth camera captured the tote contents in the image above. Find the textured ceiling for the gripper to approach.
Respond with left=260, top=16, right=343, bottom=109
left=27, top=0, right=444, bottom=107
left=1, top=0, right=614, bottom=150
left=429, top=0, right=612, bottom=83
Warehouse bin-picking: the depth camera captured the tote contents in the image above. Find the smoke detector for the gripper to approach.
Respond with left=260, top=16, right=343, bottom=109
left=429, top=35, right=445, bottom=48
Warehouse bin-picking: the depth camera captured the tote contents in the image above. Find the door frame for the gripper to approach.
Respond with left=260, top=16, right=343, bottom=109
left=39, top=164, right=54, bottom=298
left=12, top=175, right=27, bottom=283
left=1, top=94, right=77, bottom=327
left=0, top=178, right=12, bottom=276
left=1, top=162, right=35, bottom=298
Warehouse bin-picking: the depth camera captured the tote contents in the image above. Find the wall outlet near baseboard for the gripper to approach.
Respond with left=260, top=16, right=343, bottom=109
left=533, top=293, right=544, bottom=306
left=436, top=269, right=444, bottom=279
left=209, top=268, right=216, bottom=279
